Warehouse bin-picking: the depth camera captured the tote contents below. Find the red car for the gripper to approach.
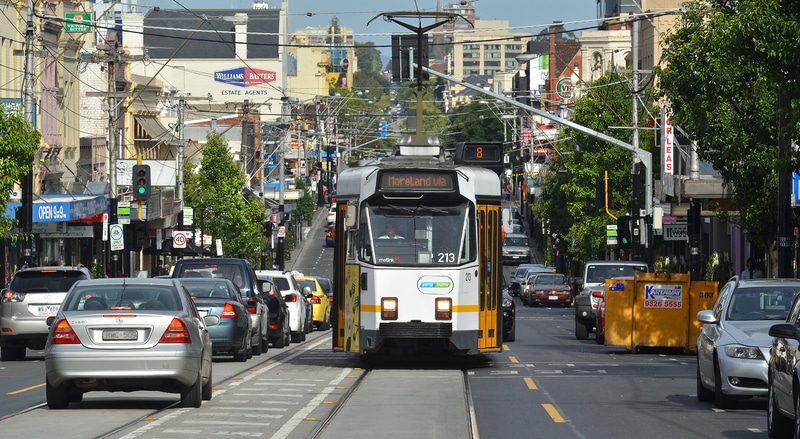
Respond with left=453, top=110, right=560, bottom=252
left=523, top=273, right=572, bottom=307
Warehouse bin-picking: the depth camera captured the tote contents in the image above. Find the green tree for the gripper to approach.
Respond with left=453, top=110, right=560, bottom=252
left=656, top=1, right=800, bottom=252
left=446, top=100, right=505, bottom=145
left=354, top=42, right=383, bottom=74
left=532, top=73, right=657, bottom=265
left=0, top=106, right=40, bottom=238
left=293, top=176, right=316, bottom=226
left=183, top=132, right=267, bottom=262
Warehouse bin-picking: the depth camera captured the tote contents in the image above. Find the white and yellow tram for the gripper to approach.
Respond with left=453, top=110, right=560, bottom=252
left=331, top=141, right=504, bottom=359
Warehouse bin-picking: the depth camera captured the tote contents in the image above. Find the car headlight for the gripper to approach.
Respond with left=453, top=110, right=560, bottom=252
left=724, top=345, right=764, bottom=360
left=503, top=298, right=513, bottom=307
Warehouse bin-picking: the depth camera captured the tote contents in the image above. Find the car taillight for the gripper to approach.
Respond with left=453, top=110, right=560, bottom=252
left=327, top=296, right=333, bottom=306
left=52, top=319, right=80, bottom=344
left=268, top=322, right=277, bottom=331
left=246, top=297, right=257, bottom=314
left=221, top=303, right=237, bottom=318
left=2, top=290, right=25, bottom=302
left=285, top=293, right=297, bottom=303
left=159, top=318, right=192, bottom=344
left=309, top=295, right=321, bottom=304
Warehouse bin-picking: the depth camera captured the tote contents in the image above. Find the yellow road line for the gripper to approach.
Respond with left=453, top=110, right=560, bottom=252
left=542, top=403, right=565, bottom=423
left=524, top=377, right=537, bottom=390
left=8, top=383, right=45, bottom=395
left=509, top=356, right=519, bottom=363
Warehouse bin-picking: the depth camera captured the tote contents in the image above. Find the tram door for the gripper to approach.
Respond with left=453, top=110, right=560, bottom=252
left=477, top=204, right=501, bottom=350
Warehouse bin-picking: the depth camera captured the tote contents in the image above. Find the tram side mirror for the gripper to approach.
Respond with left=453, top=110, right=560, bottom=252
left=345, top=205, right=357, bottom=227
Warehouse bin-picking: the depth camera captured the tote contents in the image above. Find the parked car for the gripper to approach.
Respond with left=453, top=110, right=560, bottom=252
left=502, top=233, right=531, bottom=264
left=696, top=277, right=800, bottom=409
left=501, top=275, right=515, bottom=342
left=0, top=265, right=92, bottom=361
left=295, top=276, right=331, bottom=331
left=519, top=266, right=558, bottom=300
left=258, top=278, right=291, bottom=348
left=574, top=260, right=649, bottom=340
left=172, top=258, right=269, bottom=355
left=767, top=292, right=800, bottom=437
left=44, top=278, right=214, bottom=408
left=522, top=273, right=572, bottom=307
left=256, top=270, right=311, bottom=343
left=177, top=278, right=252, bottom=361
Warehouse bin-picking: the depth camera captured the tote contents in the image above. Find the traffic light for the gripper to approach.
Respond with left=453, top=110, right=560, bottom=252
left=132, top=164, right=151, bottom=201
left=617, top=215, right=632, bottom=249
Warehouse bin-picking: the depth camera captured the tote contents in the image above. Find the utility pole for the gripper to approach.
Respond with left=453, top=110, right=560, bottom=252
left=107, top=53, right=121, bottom=277
left=630, top=16, right=642, bottom=262
left=21, top=0, right=35, bottom=267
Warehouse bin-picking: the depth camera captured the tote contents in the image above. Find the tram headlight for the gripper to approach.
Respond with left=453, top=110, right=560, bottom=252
left=382, top=297, right=398, bottom=320
left=435, top=298, right=452, bottom=320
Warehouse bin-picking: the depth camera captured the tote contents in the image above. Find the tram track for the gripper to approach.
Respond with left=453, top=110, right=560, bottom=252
left=310, top=366, right=479, bottom=439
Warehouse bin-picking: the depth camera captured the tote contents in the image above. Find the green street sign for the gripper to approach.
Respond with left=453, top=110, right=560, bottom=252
left=65, top=13, right=91, bottom=33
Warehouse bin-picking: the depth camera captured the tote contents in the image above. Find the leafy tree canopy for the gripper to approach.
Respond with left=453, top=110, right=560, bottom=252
left=0, top=107, right=40, bottom=238
left=183, top=131, right=267, bottom=261
left=656, top=0, right=800, bottom=248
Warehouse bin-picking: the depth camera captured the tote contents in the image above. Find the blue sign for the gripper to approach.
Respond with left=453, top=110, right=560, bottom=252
left=379, top=120, right=387, bottom=138
left=794, top=172, right=800, bottom=206
left=5, top=195, right=108, bottom=222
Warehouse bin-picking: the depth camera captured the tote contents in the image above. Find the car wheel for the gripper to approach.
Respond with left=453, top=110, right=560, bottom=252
left=251, top=326, right=263, bottom=356
left=713, top=354, right=736, bottom=409
left=181, top=371, right=203, bottom=408
left=767, top=376, right=793, bottom=438
left=67, top=391, right=83, bottom=403
left=202, top=367, right=213, bottom=401
left=696, top=360, right=714, bottom=402
left=284, top=323, right=292, bottom=346
left=273, top=333, right=285, bottom=349
left=595, top=323, right=605, bottom=345
left=261, top=334, right=269, bottom=354
left=233, top=348, right=248, bottom=362
left=46, top=378, right=69, bottom=409
left=291, top=330, right=303, bottom=343
left=575, top=319, right=589, bottom=340
left=1, top=345, right=20, bottom=361
left=505, top=320, right=516, bottom=342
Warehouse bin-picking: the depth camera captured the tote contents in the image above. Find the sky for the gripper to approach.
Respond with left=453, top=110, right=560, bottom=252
left=143, top=0, right=602, bottom=59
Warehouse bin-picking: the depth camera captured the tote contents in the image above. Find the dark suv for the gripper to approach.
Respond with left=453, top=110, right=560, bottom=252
left=172, top=258, right=269, bottom=355
left=0, top=265, right=91, bottom=361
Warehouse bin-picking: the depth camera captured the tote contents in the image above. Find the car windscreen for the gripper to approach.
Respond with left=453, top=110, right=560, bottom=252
left=267, top=276, right=291, bottom=292
left=725, top=287, right=800, bottom=321
left=12, top=271, right=87, bottom=292
left=178, top=279, right=238, bottom=300
left=63, top=286, right=182, bottom=311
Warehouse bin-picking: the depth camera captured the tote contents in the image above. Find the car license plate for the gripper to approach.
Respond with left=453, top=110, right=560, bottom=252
left=34, top=305, right=60, bottom=316
left=549, top=295, right=559, bottom=301
left=197, top=309, right=208, bottom=317
left=102, top=330, right=138, bottom=341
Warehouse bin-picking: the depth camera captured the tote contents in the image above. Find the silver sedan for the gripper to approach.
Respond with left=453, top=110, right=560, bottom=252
left=696, top=278, right=800, bottom=409
left=44, top=278, right=214, bottom=409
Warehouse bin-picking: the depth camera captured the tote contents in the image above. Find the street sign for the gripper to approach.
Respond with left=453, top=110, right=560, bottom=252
left=65, top=13, right=91, bottom=33
left=557, top=77, right=573, bottom=99
left=173, top=232, right=187, bottom=249
left=110, top=224, right=124, bottom=251
left=277, top=226, right=286, bottom=238
left=664, top=223, right=688, bottom=241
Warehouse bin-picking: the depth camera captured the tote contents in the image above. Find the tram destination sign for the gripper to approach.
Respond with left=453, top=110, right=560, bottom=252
left=378, top=171, right=456, bottom=192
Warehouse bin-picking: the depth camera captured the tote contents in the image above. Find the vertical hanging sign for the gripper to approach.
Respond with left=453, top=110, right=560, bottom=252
left=662, top=108, right=674, bottom=175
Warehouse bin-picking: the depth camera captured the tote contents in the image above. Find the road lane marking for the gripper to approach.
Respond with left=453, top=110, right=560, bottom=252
left=7, top=383, right=45, bottom=395
left=524, top=377, right=537, bottom=390
left=542, top=403, right=566, bottom=423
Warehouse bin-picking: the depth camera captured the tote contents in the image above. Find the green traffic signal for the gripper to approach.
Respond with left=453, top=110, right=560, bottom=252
left=132, top=164, right=151, bottom=201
